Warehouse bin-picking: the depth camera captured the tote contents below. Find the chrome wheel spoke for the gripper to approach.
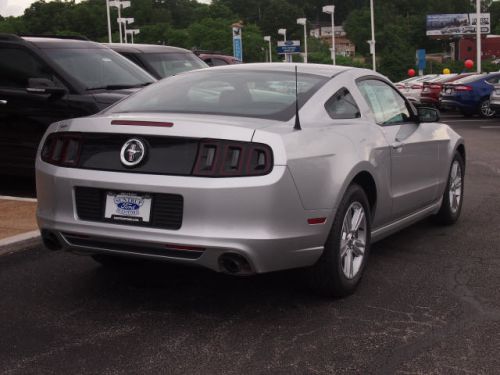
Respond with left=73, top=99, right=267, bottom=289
left=351, top=207, right=365, bottom=232
left=344, top=250, right=354, bottom=279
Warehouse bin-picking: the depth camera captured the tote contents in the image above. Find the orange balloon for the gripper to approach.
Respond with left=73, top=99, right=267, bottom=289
left=464, top=59, right=474, bottom=69
left=408, top=69, right=416, bottom=77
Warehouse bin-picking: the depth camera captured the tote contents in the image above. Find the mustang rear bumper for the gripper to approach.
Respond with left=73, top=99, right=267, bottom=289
left=36, top=160, right=332, bottom=274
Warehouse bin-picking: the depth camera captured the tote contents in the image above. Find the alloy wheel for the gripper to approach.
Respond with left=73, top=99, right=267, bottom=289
left=449, top=160, right=462, bottom=214
left=340, top=202, right=367, bottom=279
left=480, top=100, right=496, bottom=118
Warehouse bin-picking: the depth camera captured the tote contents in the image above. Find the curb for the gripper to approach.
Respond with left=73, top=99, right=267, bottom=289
left=0, top=230, right=41, bottom=257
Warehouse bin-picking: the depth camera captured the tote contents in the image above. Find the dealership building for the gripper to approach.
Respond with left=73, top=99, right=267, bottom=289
left=458, top=35, right=500, bottom=61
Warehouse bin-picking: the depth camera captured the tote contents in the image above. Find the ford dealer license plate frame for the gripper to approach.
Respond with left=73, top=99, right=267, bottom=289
left=104, top=192, right=152, bottom=223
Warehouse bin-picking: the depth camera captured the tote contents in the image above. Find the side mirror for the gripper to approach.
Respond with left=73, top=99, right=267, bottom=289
left=417, top=107, right=440, bottom=123
left=26, top=78, right=67, bottom=97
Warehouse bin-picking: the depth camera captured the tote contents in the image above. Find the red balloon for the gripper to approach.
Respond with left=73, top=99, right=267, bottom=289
left=408, top=69, right=416, bottom=77
left=464, top=59, right=474, bottom=69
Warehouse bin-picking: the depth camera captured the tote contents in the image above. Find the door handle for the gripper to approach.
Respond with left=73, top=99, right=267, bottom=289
left=0, top=100, right=7, bottom=105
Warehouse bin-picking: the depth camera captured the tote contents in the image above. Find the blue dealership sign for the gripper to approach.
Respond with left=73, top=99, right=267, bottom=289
left=277, top=40, right=301, bottom=55
left=232, top=26, right=243, bottom=62
left=416, top=49, right=426, bottom=71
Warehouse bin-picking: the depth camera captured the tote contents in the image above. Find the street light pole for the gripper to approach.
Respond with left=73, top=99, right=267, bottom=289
left=118, top=18, right=134, bottom=43
left=264, top=36, right=272, bottom=62
left=278, top=28, right=288, bottom=62
left=110, top=0, right=131, bottom=44
left=370, top=0, right=376, bottom=71
left=106, top=0, right=112, bottom=43
left=297, top=18, right=308, bottom=63
left=322, top=6, right=335, bottom=65
left=126, top=29, right=140, bottom=44
left=117, top=3, right=122, bottom=43
left=476, top=0, right=481, bottom=73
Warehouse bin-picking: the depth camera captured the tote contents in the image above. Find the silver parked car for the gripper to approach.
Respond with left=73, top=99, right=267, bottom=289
left=490, top=83, right=500, bottom=113
left=36, top=63, right=465, bottom=296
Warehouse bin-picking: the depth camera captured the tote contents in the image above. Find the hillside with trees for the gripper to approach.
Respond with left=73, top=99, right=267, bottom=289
left=1, top=0, right=500, bottom=80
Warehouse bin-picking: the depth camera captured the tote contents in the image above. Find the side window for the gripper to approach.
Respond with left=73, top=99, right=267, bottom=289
left=212, top=58, right=229, bottom=66
left=0, top=47, right=54, bottom=89
left=486, top=75, right=500, bottom=84
left=324, top=87, right=361, bottom=119
left=204, top=58, right=214, bottom=67
left=121, top=52, right=144, bottom=68
left=357, top=79, right=412, bottom=125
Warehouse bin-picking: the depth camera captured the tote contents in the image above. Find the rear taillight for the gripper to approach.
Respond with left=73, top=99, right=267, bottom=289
left=455, top=85, right=473, bottom=92
left=193, top=139, right=273, bottom=177
left=41, top=132, right=82, bottom=167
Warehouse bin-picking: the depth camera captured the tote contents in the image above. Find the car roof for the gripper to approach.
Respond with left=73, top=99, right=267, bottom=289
left=22, top=36, right=107, bottom=49
left=104, top=43, right=193, bottom=54
left=204, top=62, right=354, bottom=77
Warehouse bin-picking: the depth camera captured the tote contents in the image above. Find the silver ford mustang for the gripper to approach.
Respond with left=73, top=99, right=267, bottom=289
left=36, top=63, right=465, bottom=296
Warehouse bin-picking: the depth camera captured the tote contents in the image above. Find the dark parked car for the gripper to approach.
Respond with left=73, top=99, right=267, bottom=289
left=420, top=73, right=474, bottom=108
left=105, top=43, right=208, bottom=80
left=0, top=34, right=155, bottom=177
left=440, top=72, right=500, bottom=118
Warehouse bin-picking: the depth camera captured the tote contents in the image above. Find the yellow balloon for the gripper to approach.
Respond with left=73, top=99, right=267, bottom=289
left=443, top=68, right=451, bottom=74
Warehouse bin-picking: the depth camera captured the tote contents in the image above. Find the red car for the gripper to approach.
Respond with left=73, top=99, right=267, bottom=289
left=420, top=73, right=475, bottom=107
left=198, top=53, right=241, bottom=66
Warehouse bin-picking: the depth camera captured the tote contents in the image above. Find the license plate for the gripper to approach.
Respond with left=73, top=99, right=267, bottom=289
left=446, top=89, right=452, bottom=94
left=104, top=192, right=152, bottom=223
left=496, top=90, right=500, bottom=95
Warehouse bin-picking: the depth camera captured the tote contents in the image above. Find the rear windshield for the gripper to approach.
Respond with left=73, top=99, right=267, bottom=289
left=142, top=53, right=208, bottom=78
left=453, top=73, right=487, bottom=84
left=44, top=48, right=155, bottom=90
left=107, top=70, right=328, bottom=121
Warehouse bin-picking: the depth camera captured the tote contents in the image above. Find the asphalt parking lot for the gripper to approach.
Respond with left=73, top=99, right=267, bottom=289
left=1, top=114, right=499, bottom=374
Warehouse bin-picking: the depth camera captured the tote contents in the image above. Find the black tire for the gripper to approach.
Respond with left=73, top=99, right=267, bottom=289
left=434, top=153, right=465, bottom=225
left=479, top=99, right=496, bottom=119
left=307, top=184, right=372, bottom=297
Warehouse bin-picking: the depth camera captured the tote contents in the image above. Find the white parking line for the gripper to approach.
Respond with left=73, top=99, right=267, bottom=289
left=0, top=195, right=37, bottom=202
left=444, top=120, right=498, bottom=123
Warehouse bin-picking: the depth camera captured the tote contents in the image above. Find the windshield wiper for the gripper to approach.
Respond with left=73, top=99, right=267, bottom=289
left=86, top=82, right=153, bottom=91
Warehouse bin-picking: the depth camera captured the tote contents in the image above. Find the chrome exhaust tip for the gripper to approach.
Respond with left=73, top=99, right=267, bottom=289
left=218, top=253, right=253, bottom=276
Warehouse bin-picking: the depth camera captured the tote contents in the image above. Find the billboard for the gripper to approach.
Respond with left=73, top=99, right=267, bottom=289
left=426, top=13, right=490, bottom=36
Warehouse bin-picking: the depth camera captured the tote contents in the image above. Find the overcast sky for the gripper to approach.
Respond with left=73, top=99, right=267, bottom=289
left=0, top=0, right=210, bottom=17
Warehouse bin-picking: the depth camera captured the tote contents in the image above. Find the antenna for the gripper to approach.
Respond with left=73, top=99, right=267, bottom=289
left=294, top=65, right=302, bottom=131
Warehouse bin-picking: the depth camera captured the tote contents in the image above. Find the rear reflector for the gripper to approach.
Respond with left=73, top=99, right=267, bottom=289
left=307, top=217, right=327, bottom=225
left=111, top=120, right=174, bottom=127
left=165, top=244, right=205, bottom=252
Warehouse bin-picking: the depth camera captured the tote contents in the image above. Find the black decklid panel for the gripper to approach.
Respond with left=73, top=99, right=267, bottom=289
left=78, top=133, right=198, bottom=175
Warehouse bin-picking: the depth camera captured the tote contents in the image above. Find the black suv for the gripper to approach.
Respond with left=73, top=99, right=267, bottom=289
left=104, top=43, right=208, bottom=80
left=0, top=34, right=156, bottom=177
